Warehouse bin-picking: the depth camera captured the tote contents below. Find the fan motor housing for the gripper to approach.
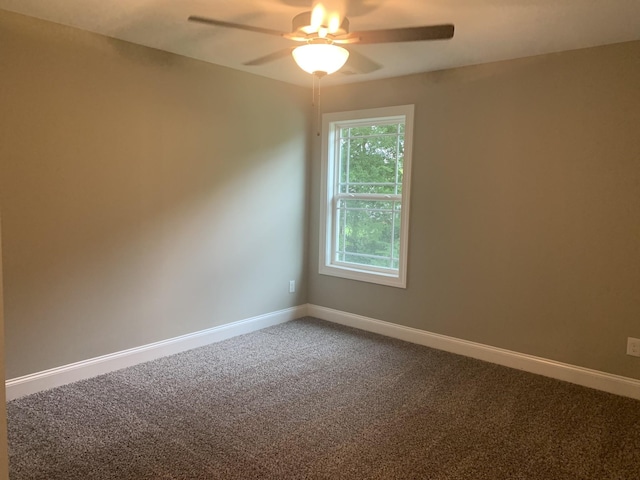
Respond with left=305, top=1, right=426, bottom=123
left=291, top=11, right=350, bottom=36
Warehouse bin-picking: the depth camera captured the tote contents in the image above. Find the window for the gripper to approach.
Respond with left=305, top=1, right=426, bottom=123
left=319, top=105, right=414, bottom=288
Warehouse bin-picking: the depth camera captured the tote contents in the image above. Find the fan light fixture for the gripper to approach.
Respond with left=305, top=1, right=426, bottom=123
left=292, top=43, right=349, bottom=76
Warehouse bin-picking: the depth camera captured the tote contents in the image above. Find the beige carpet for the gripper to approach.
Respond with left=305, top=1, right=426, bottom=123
left=8, top=317, right=640, bottom=479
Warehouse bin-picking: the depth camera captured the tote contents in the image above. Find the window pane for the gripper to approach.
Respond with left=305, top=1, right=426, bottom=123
left=334, top=122, right=405, bottom=271
left=344, top=253, right=390, bottom=268
left=341, top=183, right=396, bottom=195
left=348, top=124, right=398, bottom=137
left=339, top=139, right=349, bottom=184
left=397, top=136, right=404, bottom=195
left=338, top=199, right=395, bottom=211
left=336, top=199, right=396, bottom=269
left=347, top=137, right=397, bottom=185
left=392, top=209, right=401, bottom=269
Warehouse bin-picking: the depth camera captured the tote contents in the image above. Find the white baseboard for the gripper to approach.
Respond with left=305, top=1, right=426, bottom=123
left=9, top=304, right=639, bottom=402
left=308, top=304, right=640, bottom=401
left=6, top=305, right=307, bottom=401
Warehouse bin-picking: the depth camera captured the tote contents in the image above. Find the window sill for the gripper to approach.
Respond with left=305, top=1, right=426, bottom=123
left=319, top=263, right=407, bottom=288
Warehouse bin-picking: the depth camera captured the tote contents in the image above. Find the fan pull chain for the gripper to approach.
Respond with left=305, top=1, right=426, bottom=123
left=311, top=74, right=319, bottom=135
left=316, top=75, right=321, bottom=137
left=312, top=73, right=316, bottom=106
left=311, top=73, right=324, bottom=136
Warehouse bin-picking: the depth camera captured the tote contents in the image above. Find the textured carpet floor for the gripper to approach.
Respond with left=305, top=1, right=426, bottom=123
left=7, top=317, right=640, bottom=479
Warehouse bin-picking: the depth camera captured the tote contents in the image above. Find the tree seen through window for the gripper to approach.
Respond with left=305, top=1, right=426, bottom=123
left=335, top=122, right=405, bottom=270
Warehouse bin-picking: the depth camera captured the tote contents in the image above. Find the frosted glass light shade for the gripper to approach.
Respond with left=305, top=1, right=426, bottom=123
left=292, top=44, right=349, bottom=75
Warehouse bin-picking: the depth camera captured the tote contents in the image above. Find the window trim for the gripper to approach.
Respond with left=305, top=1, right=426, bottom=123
left=319, top=104, right=414, bottom=288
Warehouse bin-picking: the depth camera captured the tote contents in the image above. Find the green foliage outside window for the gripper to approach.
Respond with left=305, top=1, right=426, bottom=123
left=335, top=123, right=405, bottom=270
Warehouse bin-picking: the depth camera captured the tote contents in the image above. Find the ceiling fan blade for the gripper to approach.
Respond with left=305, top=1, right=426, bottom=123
left=341, top=50, right=382, bottom=74
left=243, top=49, right=293, bottom=66
left=188, top=15, right=287, bottom=38
left=343, top=24, right=454, bottom=44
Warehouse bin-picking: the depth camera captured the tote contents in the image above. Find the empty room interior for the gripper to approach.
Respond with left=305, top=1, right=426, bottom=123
left=0, top=0, right=639, bottom=478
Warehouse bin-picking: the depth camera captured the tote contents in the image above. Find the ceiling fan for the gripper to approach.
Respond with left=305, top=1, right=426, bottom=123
left=188, top=3, right=454, bottom=77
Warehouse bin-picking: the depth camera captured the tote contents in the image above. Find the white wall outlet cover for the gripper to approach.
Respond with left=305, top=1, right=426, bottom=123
left=627, top=337, right=640, bottom=357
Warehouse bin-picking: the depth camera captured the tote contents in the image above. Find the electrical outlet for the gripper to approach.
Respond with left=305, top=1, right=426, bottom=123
left=627, top=337, right=640, bottom=357
left=289, top=280, right=296, bottom=294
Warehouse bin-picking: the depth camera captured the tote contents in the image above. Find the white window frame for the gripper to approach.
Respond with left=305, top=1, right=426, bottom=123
left=319, top=104, right=414, bottom=288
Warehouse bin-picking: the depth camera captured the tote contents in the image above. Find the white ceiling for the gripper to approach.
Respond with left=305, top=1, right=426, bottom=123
left=1, top=0, right=639, bottom=86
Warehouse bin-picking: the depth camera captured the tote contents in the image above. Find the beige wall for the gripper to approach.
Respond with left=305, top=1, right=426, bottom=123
left=309, top=41, right=640, bottom=380
left=0, top=10, right=310, bottom=378
left=0, top=218, right=8, bottom=478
